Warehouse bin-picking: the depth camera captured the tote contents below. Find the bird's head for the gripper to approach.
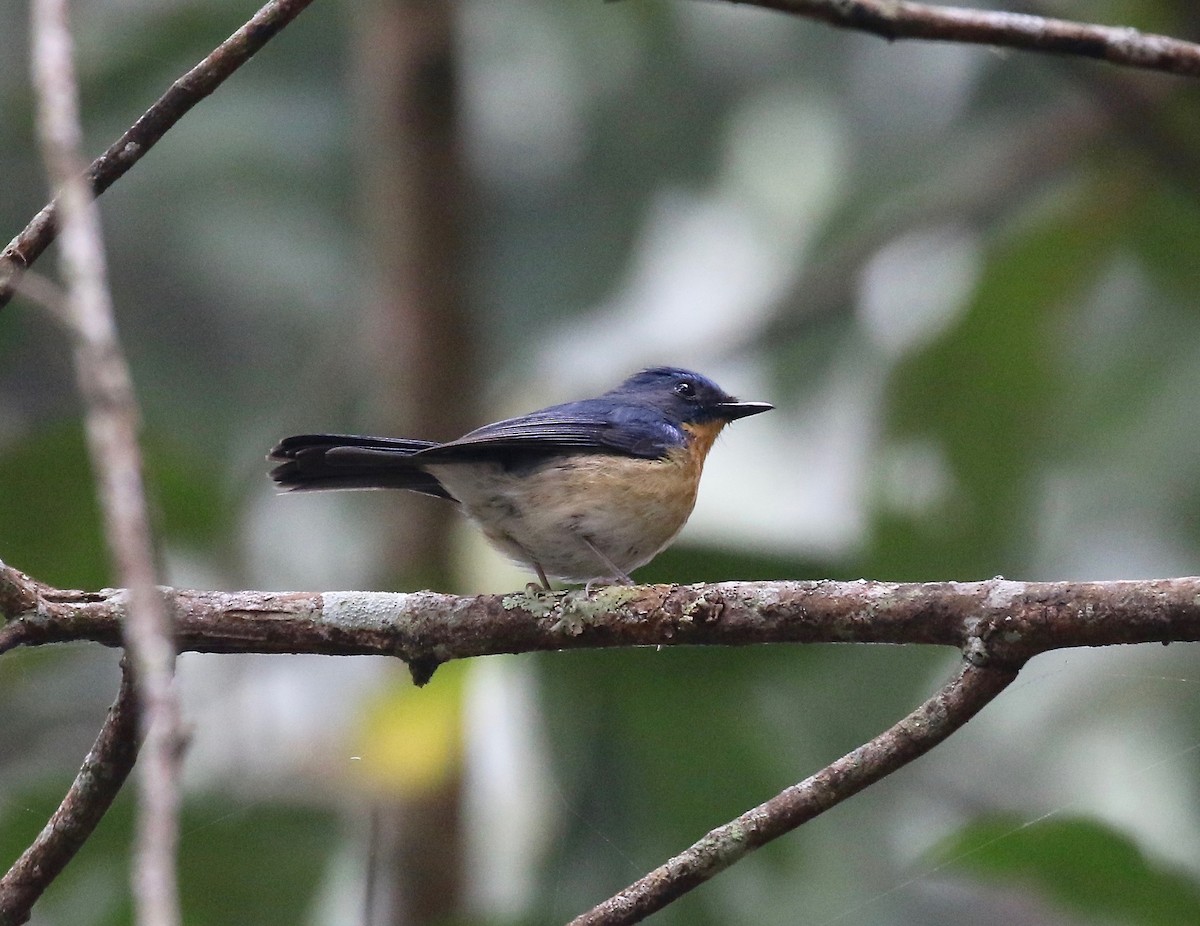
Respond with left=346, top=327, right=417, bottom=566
left=612, top=366, right=773, bottom=428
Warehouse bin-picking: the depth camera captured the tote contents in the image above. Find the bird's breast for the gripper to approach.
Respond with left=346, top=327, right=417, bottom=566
left=425, top=434, right=718, bottom=581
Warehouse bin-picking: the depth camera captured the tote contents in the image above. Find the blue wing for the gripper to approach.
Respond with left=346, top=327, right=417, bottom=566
left=415, top=398, right=684, bottom=461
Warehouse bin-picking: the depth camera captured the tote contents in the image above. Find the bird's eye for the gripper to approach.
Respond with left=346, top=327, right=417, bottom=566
left=674, top=380, right=696, bottom=398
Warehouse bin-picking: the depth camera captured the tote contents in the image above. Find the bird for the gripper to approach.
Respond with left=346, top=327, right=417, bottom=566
left=269, top=366, right=772, bottom=589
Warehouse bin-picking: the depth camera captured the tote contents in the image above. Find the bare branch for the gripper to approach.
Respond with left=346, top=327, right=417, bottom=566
left=28, top=0, right=180, bottom=922
left=731, top=0, right=1200, bottom=78
left=4, top=565, right=1200, bottom=672
left=0, top=562, right=42, bottom=620
left=568, top=660, right=1016, bottom=924
left=0, top=0, right=316, bottom=310
left=0, top=661, right=141, bottom=926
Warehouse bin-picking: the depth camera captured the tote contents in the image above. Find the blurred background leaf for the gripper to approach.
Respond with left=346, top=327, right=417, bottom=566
left=927, top=814, right=1200, bottom=926
left=0, top=782, right=338, bottom=926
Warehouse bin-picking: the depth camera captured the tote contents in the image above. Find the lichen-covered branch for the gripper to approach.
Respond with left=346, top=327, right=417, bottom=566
left=0, top=661, right=140, bottom=926
left=731, top=0, right=1200, bottom=78
left=568, top=660, right=1017, bottom=925
left=3, top=562, right=1200, bottom=677
left=0, top=0, right=316, bottom=310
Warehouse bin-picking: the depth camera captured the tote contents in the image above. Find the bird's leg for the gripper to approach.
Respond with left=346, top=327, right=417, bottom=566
left=501, top=529, right=551, bottom=592
left=522, top=563, right=551, bottom=594
left=580, top=535, right=634, bottom=590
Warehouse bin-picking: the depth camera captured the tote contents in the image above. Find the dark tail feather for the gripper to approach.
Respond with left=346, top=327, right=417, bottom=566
left=268, top=434, right=453, bottom=498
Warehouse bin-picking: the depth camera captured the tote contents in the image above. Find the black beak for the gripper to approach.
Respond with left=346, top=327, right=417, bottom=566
left=714, top=401, right=773, bottom=421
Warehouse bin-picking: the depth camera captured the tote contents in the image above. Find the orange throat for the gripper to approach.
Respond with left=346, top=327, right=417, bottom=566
left=681, top=420, right=726, bottom=473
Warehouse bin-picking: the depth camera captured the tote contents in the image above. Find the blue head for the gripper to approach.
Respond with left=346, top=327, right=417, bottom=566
left=607, top=367, right=772, bottom=427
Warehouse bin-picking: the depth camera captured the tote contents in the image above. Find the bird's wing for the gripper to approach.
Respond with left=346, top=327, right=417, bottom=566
left=416, top=400, right=682, bottom=461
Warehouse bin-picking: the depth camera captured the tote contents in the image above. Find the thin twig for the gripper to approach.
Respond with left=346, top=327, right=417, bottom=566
left=732, top=0, right=1200, bottom=78
left=28, top=1, right=181, bottom=923
left=568, top=661, right=1017, bottom=924
left=0, top=661, right=141, bottom=926
left=0, top=0, right=316, bottom=310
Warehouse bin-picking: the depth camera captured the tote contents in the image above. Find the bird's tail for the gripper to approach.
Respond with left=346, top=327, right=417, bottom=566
left=268, top=434, right=452, bottom=498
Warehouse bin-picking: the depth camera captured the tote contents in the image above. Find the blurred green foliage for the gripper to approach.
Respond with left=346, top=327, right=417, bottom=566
left=0, top=784, right=337, bottom=926
left=0, top=424, right=107, bottom=589
left=0, top=423, right=233, bottom=589
left=879, top=191, right=1120, bottom=580
left=929, top=814, right=1200, bottom=926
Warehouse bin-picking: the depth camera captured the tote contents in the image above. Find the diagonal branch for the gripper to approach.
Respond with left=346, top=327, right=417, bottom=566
left=0, top=660, right=141, bottom=926
left=567, top=660, right=1018, bottom=925
left=730, top=0, right=1200, bottom=78
left=0, top=0, right=316, bottom=311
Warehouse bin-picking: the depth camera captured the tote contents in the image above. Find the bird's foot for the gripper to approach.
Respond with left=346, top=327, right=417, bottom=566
left=584, top=573, right=634, bottom=595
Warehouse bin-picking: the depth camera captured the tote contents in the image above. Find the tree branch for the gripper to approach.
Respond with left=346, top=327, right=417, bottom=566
left=0, top=661, right=141, bottom=926
left=29, top=0, right=180, bottom=920
left=3, top=563, right=1200, bottom=674
left=730, top=0, right=1200, bottom=78
left=0, top=0, right=316, bottom=311
left=569, top=659, right=1017, bottom=924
